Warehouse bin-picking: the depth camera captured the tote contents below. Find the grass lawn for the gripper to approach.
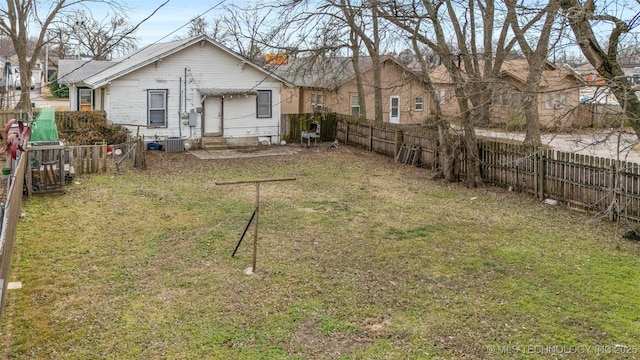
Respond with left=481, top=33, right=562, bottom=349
left=1, top=145, right=639, bottom=359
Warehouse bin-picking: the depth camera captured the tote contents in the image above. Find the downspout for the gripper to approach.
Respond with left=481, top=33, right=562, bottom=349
left=221, top=95, right=224, bottom=137
left=201, top=95, right=207, bottom=138
left=184, top=68, right=188, bottom=139
left=184, top=68, right=187, bottom=114
left=178, top=77, right=183, bottom=139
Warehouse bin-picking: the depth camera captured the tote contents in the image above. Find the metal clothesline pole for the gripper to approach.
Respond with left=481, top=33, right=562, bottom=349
left=215, top=177, right=296, bottom=273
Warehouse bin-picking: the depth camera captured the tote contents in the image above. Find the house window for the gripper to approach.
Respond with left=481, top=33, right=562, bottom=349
left=257, top=90, right=272, bottom=118
left=511, top=92, right=522, bottom=106
left=351, top=94, right=360, bottom=117
left=436, top=88, right=446, bottom=104
left=79, top=88, right=92, bottom=111
left=493, top=90, right=523, bottom=107
left=415, top=96, right=424, bottom=111
left=148, top=89, right=167, bottom=127
left=544, top=92, right=566, bottom=110
left=311, top=92, right=324, bottom=109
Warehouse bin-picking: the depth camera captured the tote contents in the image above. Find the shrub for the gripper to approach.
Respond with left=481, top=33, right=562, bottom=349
left=56, top=111, right=130, bottom=145
left=48, top=72, right=69, bottom=98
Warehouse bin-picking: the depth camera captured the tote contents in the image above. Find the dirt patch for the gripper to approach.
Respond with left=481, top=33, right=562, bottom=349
left=287, top=319, right=369, bottom=359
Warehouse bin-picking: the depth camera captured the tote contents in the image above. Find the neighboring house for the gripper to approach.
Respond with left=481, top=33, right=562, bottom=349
left=57, top=35, right=291, bottom=147
left=429, top=59, right=584, bottom=128
left=276, top=56, right=432, bottom=124
left=572, top=63, right=619, bottom=105
left=571, top=62, right=627, bottom=127
left=0, top=59, right=38, bottom=91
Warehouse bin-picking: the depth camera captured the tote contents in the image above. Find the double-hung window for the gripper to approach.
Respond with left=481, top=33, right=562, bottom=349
left=148, top=89, right=167, bottom=127
left=311, top=92, right=324, bottom=110
left=257, top=90, right=272, bottom=118
left=79, top=88, right=93, bottom=111
left=415, top=97, right=424, bottom=111
left=351, top=94, right=360, bottom=117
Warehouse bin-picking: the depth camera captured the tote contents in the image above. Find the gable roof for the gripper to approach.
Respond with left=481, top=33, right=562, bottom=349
left=58, top=35, right=291, bottom=88
left=273, top=56, right=372, bottom=89
left=429, top=59, right=582, bottom=87
left=274, top=55, right=422, bottom=90
left=57, top=60, right=113, bottom=85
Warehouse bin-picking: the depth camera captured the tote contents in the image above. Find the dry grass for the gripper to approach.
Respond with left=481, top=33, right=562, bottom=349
left=1, top=144, right=640, bottom=359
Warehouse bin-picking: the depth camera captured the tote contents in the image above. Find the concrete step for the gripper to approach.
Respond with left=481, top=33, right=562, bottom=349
left=201, top=136, right=228, bottom=150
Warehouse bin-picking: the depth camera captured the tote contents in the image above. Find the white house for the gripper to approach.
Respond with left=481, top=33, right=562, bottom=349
left=57, top=35, right=290, bottom=147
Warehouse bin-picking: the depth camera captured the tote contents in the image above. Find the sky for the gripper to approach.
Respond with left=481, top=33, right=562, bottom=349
left=88, top=0, right=233, bottom=46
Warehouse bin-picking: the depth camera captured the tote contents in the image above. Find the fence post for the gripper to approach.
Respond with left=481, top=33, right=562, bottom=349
left=369, top=124, right=373, bottom=151
left=395, top=129, right=403, bottom=158
left=538, top=148, right=545, bottom=200
left=609, top=163, right=616, bottom=221
left=345, top=121, right=349, bottom=145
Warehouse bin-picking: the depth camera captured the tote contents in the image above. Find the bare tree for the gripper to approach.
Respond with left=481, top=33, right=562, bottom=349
left=349, top=30, right=368, bottom=118
left=50, top=9, right=137, bottom=60
left=381, top=0, right=518, bottom=186
left=338, top=0, right=384, bottom=122
left=187, top=16, right=209, bottom=38
left=560, top=0, right=640, bottom=139
left=220, top=5, right=283, bottom=62
left=506, top=0, right=562, bottom=146
left=410, top=25, right=459, bottom=181
left=0, top=0, right=127, bottom=111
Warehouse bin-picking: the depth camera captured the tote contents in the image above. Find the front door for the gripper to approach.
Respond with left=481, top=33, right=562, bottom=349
left=390, top=96, right=400, bottom=124
left=204, top=97, right=222, bottom=135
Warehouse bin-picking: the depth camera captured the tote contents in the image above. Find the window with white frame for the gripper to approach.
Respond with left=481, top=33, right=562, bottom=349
left=436, top=88, right=446, bottom=104
left=79, top=88, right=93, bottom=111
left=257, top=90, right=272, bottom=118
left=148, top=89, right=167, bottom=127
left=311, top=92, right=324, bottom=109
left=351, top=94, right=360, bottom=117
left=415, top=96, right=424, bottom=111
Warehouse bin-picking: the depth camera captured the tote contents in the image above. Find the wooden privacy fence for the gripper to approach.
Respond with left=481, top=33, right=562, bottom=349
left=336, top=118, right=439, bottom=165
left=0, top=149, right=27, bottom=333
left=280, top=113, right=339, bottom=143
left=335, top=117, right=640, bottom=223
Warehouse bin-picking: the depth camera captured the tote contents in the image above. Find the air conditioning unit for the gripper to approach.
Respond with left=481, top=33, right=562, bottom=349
left=165, top=137, right=184, bottom=152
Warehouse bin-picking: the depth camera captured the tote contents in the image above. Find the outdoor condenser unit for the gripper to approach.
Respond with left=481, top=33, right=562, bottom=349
left=165, top=137, right=184, bottom=153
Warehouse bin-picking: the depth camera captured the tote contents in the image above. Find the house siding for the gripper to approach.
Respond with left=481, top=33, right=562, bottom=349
left=101, top=40, right=282, bottom=142
left=430, top=61, right=582, bottom=129
left=281, top=59, right=431, bottom=124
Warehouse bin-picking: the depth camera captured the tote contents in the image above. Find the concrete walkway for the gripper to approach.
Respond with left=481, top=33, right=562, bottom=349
left=190, top=146, right=303, bottom=160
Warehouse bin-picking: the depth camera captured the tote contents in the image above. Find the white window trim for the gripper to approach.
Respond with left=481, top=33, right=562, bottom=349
left=148, top=89, right=168, bottom=127
left=78, top=88, right=93, bottom=111
left=257, top=90, right=272, bottom=118
left=351, top=94, right=360, bottom=117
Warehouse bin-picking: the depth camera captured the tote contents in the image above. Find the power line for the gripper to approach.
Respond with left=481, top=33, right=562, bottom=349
left=56, top=0, right=172, bottom=84
left=57, top=0, right=227, bottom=85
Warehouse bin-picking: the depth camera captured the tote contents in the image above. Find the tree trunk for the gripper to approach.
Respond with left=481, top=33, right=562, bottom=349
left=454, top=83, right=483, bottom=187
left=522, top=68, right=543, bottom=147
left=350, top=34, right=367, bottom=118
left=437, top=122, right=459, bottom=182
